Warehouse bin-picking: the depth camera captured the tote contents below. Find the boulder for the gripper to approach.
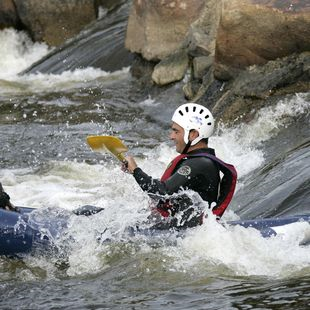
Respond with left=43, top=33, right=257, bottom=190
left=0, top=0, right=20, bottom=29
left=185, top=0, right=222, bottom=57
left=212, top=52, right=310, bottom=122
left=95, top=0, right=126, bottom=11
left=192, top=56, right=213, bottom=79
left=14, top=0, right=97, bottom=46
left=125, top=0, right=205, bottom=61
left=215, top=0, right=310, bottom=80
left=152, top=48, right=189, bottom=85
left=231, top=52, right=310, bottom=98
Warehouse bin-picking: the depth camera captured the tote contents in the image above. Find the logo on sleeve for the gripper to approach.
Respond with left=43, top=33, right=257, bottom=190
left=177, top=165, right=191, bottom=176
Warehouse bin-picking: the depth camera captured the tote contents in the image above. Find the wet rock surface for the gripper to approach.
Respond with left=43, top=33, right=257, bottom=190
left=124, top=0, right=310, bottom=123
left=3, top=0, right=309, bottom=125
left=14, top=0, right=97, bottom=46
left=215, top=0, right=310, bottom=80
left=125, top=0, right=205, bottom=61
left=0, top=0, right=20, bottom=29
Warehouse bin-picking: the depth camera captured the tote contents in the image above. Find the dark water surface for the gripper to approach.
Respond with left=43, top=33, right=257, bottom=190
left=1, top=255, right=310, bottom=309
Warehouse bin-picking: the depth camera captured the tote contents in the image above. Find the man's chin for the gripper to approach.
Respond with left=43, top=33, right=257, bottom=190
left=175, top=147, right=182, bottom=154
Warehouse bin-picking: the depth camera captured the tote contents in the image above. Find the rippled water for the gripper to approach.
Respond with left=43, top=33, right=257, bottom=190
left=0, top=23, right=310, bottom=310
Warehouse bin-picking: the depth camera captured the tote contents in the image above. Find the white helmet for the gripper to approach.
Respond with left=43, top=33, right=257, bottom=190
left=172, top=103, right=214, bottom=145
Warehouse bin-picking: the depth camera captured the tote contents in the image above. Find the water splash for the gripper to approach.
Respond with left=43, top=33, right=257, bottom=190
left=213, top=93, right=309, bottom=178
left=0, top=28, right=50, bottom=79
left=170, top=214, right=310, bottom=278
left=0, top=28, right=130, bottom=96
left=0, top=66, right=130, bottom=95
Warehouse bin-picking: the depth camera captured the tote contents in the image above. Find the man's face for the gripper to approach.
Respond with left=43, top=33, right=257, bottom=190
left=170, top=122, right=186, bottom=153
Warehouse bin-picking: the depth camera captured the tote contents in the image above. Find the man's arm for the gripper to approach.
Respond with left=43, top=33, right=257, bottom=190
left=133, top=163, right=193, bottom=196
left=123, top=155, right=177, bottom=195
left=133, top=167, right=170, bottom=195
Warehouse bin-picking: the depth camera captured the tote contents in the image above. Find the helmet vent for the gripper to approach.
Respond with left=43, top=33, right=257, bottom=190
left=205, top=115, right=209, bottom=119
left=193, top=106, right=196, bottom=112
left=208, top=122, right=212, bottom=125
left=185, top=106, right=189, bottom=113
left=179, top=110, right=184, bottom=116
left=200, top=109, right=204, bottom=114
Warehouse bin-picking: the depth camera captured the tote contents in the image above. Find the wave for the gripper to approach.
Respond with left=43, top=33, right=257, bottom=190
left=0, top=28, right=50, bottom=79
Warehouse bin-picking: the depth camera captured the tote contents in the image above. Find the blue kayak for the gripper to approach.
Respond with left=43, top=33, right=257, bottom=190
left=0, top=207, right=38, bottom=256
left=226, top=215, right=310, bottom=238
left=0, top=205, right=103, bottom=257
left=1, top=206, right=309, bottom=256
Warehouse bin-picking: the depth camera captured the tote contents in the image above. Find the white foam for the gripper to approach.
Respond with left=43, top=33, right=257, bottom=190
left=2, top=154, right=309, bottom=278
left=0, top=28, right=130, bottom=95
left=0, top=67, right=130, bottom=95
left=163, top=214, right=310, bottom=278
left=0, top=28, right=50, bottom=79
left=0, top=161, right=146, bottom=212
left=212, top=93, right=309, bottom=178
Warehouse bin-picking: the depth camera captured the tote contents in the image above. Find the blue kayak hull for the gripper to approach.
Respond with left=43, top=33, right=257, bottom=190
left=0, top=207, right=40, bottom=256
left=226, top=214, right=310, bottom=238
left=1, top=207, right=310, bottom=256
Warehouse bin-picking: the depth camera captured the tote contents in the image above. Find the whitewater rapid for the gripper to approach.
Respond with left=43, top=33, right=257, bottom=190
left=0, top=28, right=309, bottom=280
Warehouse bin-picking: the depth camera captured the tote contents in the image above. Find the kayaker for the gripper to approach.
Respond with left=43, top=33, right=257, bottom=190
left=122, top=103, right=237, bottom=229
left=0, top=182, right=19, bottom=212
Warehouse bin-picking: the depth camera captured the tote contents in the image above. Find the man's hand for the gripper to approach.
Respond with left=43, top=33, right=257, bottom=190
left=122, top=155, right=138, bottom=174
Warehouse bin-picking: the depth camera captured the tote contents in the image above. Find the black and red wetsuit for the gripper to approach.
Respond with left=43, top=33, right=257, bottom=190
left=133, top=148, right=237, bottom=229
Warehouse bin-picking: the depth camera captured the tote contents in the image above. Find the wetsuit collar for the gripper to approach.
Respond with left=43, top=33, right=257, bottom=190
left=186, top=147, right=216, bottom=156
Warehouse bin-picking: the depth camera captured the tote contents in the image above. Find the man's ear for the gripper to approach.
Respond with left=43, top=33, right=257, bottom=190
left=189, top=129, right=199, bottom=142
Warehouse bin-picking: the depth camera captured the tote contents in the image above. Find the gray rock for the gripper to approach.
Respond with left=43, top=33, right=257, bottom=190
left=152, top=49, right=189, bottom=85
left=95, top=0, right=126, bottom=11
left=215, top=0, right=310, bottom=80
left=186, top=28, right=210, bottom=57
left=125, top=0, right=205, bottom=61
left=0, top=0, right=19, bottom=29
left=232, top=52, right=310, bottom=98
left=192, top=56, right=213, bottom=80
left=212, top=52, right=310, bottom=123
left=186, top=0, right=221, bottom=57
left=14, top=0, right=97, bottom=46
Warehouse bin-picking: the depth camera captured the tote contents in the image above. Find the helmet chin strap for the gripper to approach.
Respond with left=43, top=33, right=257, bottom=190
left=182, top=129, right=199, bottom=154
left=182, top=140, right=192, bottom=154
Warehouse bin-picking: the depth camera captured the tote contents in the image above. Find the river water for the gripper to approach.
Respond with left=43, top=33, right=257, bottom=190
left=0, top=11, right=310, bottom=310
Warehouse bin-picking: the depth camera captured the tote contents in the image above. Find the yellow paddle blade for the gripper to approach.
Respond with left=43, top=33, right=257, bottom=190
left=87, top=135, right=128, bottom=162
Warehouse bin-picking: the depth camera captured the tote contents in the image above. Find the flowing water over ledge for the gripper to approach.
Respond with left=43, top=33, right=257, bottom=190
left=0, top=22, right=310, bottom=310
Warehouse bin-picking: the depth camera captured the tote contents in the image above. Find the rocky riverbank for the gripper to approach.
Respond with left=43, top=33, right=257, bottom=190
left=125, top=0, right=310, bottom=122
left=1, top=0, right=309, bottom=123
